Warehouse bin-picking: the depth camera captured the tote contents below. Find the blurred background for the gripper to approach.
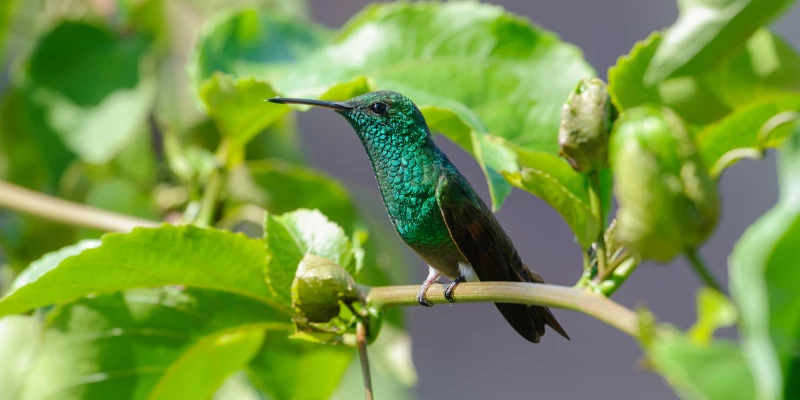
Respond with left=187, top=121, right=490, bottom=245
left=1, top=1, right=798, bottom=399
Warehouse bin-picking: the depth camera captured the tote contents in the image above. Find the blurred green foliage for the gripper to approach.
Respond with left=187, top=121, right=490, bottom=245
left=0, top=0, right=798, bottom=399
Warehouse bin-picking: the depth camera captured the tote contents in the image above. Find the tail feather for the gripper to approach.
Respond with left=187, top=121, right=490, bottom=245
left=494, top=303, right=569, bottom=343
left=493, top=263, right=570, bottom=343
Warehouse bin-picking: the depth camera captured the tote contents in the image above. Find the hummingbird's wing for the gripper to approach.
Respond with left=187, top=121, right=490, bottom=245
left=435, top=173, right=569, bottom=343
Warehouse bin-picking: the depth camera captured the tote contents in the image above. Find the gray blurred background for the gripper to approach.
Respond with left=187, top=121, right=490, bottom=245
left=302, top=1, right=800, bottom=399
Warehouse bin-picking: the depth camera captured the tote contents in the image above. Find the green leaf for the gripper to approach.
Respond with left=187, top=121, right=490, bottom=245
left=649, top=335, right=756, bottom=400
left=0, top=315, right=41, bottom=400
left=0, top=225, right=286, bottom=317
left=730, top=119, right=800, bottom=400
left=501, top=149, right=598, bottom=248
left=19, top=288, right=288, bottom=400
left=10, top=239, right=100, bottom=291
left=645, top=0, right=796, bottom=82
left=263, top=1, right=594, bottom=209
left=696, top=96, right=800, bottom=177
left=26, top=21, right=156, bottom=164
left=608, top=32, right=730, bottom=125
left=688, top=288, right=737, bottom=344
left=704, top=29, right=800, bottom=107
left=200, top=74, right=286, bottom=146
left=248, top=329, right=353, bottom=400
left=189, top=8, right=327, bottom=105
left=264, top=209, right=355, bottom=308
left=609, top=30, right=800, bottom=126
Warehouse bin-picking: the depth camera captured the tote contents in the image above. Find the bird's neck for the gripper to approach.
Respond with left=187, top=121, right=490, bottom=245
left=359, top=132, right=448, bottom=221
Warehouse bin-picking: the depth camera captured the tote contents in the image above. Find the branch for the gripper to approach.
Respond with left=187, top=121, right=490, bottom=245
left=0, top=180, right=160, bottom=232
left=367, top=282, right=639, bottom=338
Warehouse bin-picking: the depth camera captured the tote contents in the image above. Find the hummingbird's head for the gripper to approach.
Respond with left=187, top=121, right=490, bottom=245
left=268, top=90, right=432, bottom=146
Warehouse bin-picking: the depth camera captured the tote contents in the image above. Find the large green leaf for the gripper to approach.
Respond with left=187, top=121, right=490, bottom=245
left=609, top=30, right=800, bottom=126
left=247, top=328, right=353, bottom=400
left=189, top=8, right=327, bottom=105
left=26, top=20, right=156, bottom=164
left=650, top=335, right=756, bottom=400
left=696, top=96, right=800, bottom=177
left=0, top=315, right=41, bottom=400
left=19, top=288, right=287, bottom=400
left=211, top=2, right=593, bottom=209
left=730, top=120, right=800, bottom=400
left=0, top=225, right=286, bottom=317
left=645, top=0, right=796, bottom=82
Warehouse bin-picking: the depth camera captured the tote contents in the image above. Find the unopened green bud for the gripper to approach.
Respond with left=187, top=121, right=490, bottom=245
left=291, top=254, right=361, bottom=325
left=558, top=78, right=618, bottom=173
left=609, top=106, right=719, bottom=262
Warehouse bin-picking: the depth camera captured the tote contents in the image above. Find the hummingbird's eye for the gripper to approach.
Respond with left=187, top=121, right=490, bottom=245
left=370, top=102, right=388, bottom=115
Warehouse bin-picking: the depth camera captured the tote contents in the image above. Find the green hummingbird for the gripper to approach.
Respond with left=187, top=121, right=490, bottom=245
left=269, top=90, right=569, bottom=343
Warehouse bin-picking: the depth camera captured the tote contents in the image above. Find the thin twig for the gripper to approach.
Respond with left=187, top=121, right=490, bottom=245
left=356, top=322, right=374, bottom=400
left=367, top=282, right=639, bottom=338
left=685, top=249, right=725, bottom=293
left=0, top=181, right=160, bottom=232
left=588, top=172, right=608, bottom=278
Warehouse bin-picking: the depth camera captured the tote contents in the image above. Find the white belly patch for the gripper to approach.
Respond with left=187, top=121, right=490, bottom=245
left=458, top=262, right=478, bottom=282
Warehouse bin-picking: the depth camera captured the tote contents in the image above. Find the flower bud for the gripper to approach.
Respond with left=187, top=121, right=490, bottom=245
left=558, top=78, right=618, bottom=173
left=291, top=255, right=362, bottom=333
left=609, top=106, right=719, bottom=262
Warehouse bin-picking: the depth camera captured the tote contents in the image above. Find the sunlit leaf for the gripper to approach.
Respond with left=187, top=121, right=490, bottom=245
left=609, top=30, right=800, bottom=126
left=645, top=0, right=796, bottom=82
left=0, top=225, right=286, bottom=317
left=189, top=8, right=327, bottom=106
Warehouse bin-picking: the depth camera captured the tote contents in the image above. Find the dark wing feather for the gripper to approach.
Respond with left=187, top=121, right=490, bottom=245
left=435, top=173, right=569, bottom=343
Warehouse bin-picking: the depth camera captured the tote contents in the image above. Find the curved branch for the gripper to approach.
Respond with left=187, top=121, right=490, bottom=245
left=367, top=282, right=639, bottom=338
left=0, top=181, right=160, bottom=232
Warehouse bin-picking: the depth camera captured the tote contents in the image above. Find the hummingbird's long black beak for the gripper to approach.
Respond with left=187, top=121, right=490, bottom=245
left=268, top=97, right=352, bottom=111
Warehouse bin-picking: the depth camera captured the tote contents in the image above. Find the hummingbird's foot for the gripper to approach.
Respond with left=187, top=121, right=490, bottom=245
left=444, top=276, right=466, bottom=303
left=417, top=267, right=442, bottom=307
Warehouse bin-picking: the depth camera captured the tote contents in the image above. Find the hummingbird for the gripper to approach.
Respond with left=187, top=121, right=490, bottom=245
left=269, top=91, right=569, bottom=343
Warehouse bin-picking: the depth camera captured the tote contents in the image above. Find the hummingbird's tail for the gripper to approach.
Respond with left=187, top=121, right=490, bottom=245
left=494, top=264, right=570, bottom=343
